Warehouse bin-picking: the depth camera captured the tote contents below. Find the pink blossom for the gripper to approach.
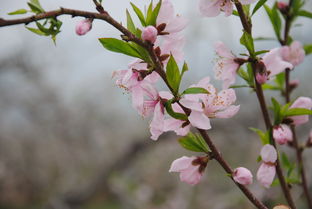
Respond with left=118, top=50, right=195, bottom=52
left=180, top=77, right=240, bottom=130
left=142, top=26, right=158, bottom=43
left=257, top=144, right=277, bottom=188
left=159, top=34, right=185, bottom=63
left=289, top=97, right=312, bottom=125
left=113, top=60, right=159, bottom=115
left=156, top=0, right=187, bottom=35
left=150, top=101, right=165, bottom=140
left=262, top=48, right=293, bottom=78
left=280, top=41, right=305, bottom=66
left=273, top=124, right=293, bottom=145
left=213, top=41, right=241, bottom=89
left=169, top=156, right=207, bottom=185
left=199, top=0, right=256, bottom=17
left=233, top=167, right=253, bottom=185
left=75, top=19, right=92, bottom=36
left=256, top=73, right=268, bottom=84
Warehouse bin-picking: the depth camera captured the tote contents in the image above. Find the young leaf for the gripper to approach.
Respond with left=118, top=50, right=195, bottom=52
left=126, top=10, right=137, bottom=35
left=264, top=4, right=281, bottom=40
left=240, top=31, right=255, bottom=55
left=284, top=108, right=312, bottom=117
left=182, top=87, right=209, bottom=95
left=178, top=132, right=209, bottom=153
left=26, top=26, right=47, bottom=36
left=297, top=10, right=312, bottom=19
left=99, top=38, right=143, bottom=59
left=181, top=62, right=189, bottom=77
left=8, top=9, right=28, bottom=15
left=27, top=0, right=44, bottom=13
left=130, top=3, right=146, bottom=27
left=252, top=0, right=267, bottom=16
left=165, top=99, right=188, bottom=121
left=303, top=44, right=312, bottom=55
left=249, top=127, right=270, bottom=144
left=148, top=0, right=162, bottom=26
left=166, top=55, right=181, bottom=94
left=271, top=98, right=282, bottom=125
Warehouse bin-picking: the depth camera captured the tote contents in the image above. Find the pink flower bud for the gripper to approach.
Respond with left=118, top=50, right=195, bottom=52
left=169, top=156, right=207, bottom=185
left=233, top=167, right=253, bottom=185
left=75, top=19, right=92, bottom=36
left=260, top=144, right=277, bottom=163
left=273, top=124, right=293, bottom=145
left=256, top=73, right=268, bottom=84
left=142, top=26, right=158, bottom=43
left=257, top=163, right=276, bottom=188
left=277, top=1, right=288, bottom=10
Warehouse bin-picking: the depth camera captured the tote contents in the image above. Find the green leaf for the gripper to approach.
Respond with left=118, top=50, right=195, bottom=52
left=146, top=0, right=162, bottom=26
left=237, top=68, right=250, bottom=82
left=99, top=38, right=142, bottom=59
left=8, top=9, right=28, bottom=15
left=297, top=10, right=312, bottom=18
left=255, top=50, right=269, bottom=56
left=229, top=85, right=250, bottom=89
left=240, top=31, right=255, bottom=55
left=26, top=26, right=47, bottom=36
left=165, top=99, right=188, bottom=121
left=232, top=10, right=239, bottom=16
left=284, top=108, right=312, bottom=117
left=274, top=72, right=285, bottom=88
left=178, top=132, right=209, bottom=152
left=182, top=87, right=209, bottom=95
left=271, top=98, right=282, bottom=125
left=130, top=3, right=146, bottom=27
left=281, top=152, right=291, bottom=169
left=126, top=10, right=138, bottom=36
left=249, top=127, right=270, bottom=144
left=129, top=42, right=151, bottom=63
left=27, top=0, right=44, bottom=13
left=264, top=4, right=281, bottom=40
left=166, top=55, right=181, bottom=94
left=303, top=44, right=312, bottom=55
left=181, top=62, right=189, bottom=77
left=252, top=0, right=267, bottom=16
left=262, top=84, right=281, bottom=91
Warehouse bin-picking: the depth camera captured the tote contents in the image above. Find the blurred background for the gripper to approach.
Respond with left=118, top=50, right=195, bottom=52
left=0, top=0, right=312, bottom=209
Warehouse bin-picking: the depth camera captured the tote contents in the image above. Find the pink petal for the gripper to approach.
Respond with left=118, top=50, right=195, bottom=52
left=280, top=41, right=305, bottom=66
left=273, top=124, right=293, bottom=145
left=180, top=98, right=203, bottom=112
left=289, top=97, right=312, bottom=125
left=199, top=0, right=222, bottom=17
left=131, top=85, right=144, bottom=113
left=260, top=144, right=277, bottom=163
left=263, top=48, right=293, bottom=77
left=165, top=16, right=188, bottom=34
left=169, top=156, right=195, bottom=172
left=257, top=163, right=276, bottom=188
left=150, top=102, right=165, bottom=140
left=215, top=105, right=240, bottom=118
left=157, top=0, right=174, bottom=26
left=214, top=41, right=235, bottom=59
left=179, top=166, right=203, bottom=185
left=221, top=0, right=234, bottom=16
left=189, top=111, right=211, bottom=130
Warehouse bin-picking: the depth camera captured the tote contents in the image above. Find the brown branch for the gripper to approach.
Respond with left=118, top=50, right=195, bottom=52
left=0, top=8, right=148, bottom=48
left=234, top=3, right=297, bottom=208
left=198, top=129, right=268, bottom=209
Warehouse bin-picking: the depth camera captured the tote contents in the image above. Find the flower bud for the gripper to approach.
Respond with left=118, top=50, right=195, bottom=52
left=233, top=167, right=253, bottom=185
left=256, top=73, right=268, bottom=84
left=142, top=26, right=158, bottom=43
left=277, top=2, right=289, bottom=14
left=273, top=124, right=293, bottom=145
left=75, top=19, right=92, bottom=36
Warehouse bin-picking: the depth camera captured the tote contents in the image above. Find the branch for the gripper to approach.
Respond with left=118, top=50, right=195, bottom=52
left=0, top=8, right=148, bottom=48
left=235, top=3, right=297, bottom=208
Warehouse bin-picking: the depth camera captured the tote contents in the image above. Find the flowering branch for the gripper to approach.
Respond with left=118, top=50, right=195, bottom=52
left=280, top=0, right=312, bottom=206
left=234, top=2, right=297, bottom=208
